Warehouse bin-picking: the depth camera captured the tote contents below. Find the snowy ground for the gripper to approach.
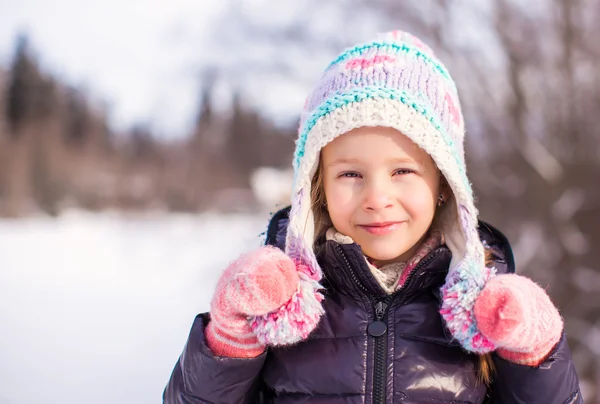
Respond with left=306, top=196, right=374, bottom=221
left=0, top=211, right=269, bottom=404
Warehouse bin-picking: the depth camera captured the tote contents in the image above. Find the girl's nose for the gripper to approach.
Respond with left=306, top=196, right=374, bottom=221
left=362, top=179, right=394, bottom=211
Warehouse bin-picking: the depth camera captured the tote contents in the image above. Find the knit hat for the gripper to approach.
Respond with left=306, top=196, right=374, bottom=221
left=250, top=30, right=497, bottom=354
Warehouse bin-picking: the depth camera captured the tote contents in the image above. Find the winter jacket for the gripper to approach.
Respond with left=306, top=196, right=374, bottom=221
left=164, top=206, right=582, bottom=404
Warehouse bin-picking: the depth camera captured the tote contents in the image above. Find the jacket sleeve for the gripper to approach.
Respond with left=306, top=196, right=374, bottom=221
left=163, top=313, right=266, bottom=404
left=489, top=332, right=582, bottom=404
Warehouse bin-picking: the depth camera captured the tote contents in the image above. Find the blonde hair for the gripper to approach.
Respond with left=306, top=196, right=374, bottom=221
left=309, top=158, right=495, bottom=385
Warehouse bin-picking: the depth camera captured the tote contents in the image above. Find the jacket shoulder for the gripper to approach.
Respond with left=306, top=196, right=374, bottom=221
left=265, top=206, right=291, bottom=250
left=478, top=221, right=515, bottom=274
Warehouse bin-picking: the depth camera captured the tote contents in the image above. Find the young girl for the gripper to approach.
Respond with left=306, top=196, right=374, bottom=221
left=164, top=31, right=581, bottom=403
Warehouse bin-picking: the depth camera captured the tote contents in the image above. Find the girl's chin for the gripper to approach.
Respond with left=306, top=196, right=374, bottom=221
left=363, top=248, right=410, bottom=264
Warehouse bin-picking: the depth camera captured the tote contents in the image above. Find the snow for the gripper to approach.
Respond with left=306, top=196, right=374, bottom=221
left=0, top=211, right=268, bottom=404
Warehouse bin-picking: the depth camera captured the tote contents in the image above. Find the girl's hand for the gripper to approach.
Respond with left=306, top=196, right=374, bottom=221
left=206, top=246, right=299, bottom=358
left=474, top=274, right=563, bottom=366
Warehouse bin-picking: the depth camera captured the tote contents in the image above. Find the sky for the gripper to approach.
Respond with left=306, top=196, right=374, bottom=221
left=0, top=0, right=384, bottom=138
left=0, top=0, right=235, bottom=137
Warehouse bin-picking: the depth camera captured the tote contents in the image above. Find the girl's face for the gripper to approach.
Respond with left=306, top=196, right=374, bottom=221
left=321, top=126, right=442, bottom=266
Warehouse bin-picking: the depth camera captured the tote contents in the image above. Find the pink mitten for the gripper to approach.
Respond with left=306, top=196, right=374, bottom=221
left=206, top=246, right=299, bottom=358
left=474, top=274, right=563, bottom=366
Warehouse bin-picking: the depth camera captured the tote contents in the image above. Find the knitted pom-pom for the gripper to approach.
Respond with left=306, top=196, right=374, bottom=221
left=439, top=258, right=497, bottom=354
left=250, top=275, right=324, bottom=346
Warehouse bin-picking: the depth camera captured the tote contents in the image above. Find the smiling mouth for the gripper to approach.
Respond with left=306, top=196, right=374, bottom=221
left=358, top=222, right=404, bottom=235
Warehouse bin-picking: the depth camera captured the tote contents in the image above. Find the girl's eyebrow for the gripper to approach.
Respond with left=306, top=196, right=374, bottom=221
left=327, top=156, right=417, bottom=167
left=327, top=157, right=363, bottom=166
left=387, top=157, right=418, bottom=165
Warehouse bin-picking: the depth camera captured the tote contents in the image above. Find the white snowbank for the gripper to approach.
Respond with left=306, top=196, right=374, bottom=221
left=0, top=211, right=268, bottom=404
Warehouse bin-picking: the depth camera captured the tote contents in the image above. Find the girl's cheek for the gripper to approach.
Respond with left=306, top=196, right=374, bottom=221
left=403, top=182, right=436, bottom=208
left=326, top=183, right=352, bottom=208
left=331, top=180, right=359, bottom=198
left=329, top=187, right=354, bottom=208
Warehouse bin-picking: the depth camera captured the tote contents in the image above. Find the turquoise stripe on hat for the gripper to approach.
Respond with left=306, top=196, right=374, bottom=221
left=293, top=86, right=471, bottom=195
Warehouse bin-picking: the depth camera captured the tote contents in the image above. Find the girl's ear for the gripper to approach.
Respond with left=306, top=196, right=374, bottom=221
left=438, top=175, right=452, bottom=206
left=441, top=185, right=452, bottom=202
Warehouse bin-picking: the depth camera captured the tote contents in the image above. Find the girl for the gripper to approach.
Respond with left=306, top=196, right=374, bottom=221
left=164, top=31, right=581, bottom=403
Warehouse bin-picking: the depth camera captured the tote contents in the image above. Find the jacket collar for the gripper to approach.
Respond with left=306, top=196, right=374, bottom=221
left=318, top=239, right=452, bottom=301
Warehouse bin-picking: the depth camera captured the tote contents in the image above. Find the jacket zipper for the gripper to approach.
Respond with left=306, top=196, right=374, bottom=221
left=371, top=299, right=389, bottom=404
left=334, top=243, right=445, bottom=404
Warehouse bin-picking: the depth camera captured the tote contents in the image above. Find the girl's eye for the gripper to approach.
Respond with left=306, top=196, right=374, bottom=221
left=393, top=169, right=415, bottom=176
left=340, top=172, right=361, bottom=178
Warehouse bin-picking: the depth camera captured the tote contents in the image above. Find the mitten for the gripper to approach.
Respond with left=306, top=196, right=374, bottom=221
left=205, top=246, right=299, bottom=358
left=474, top=274, right=563, bottom=366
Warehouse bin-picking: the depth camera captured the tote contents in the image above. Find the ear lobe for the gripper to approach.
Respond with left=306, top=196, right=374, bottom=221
left=436, top=177, right=453, bottom=208
left=439, top=176, right=451, bottom=201
left=443, top=188, right=452, bottom=202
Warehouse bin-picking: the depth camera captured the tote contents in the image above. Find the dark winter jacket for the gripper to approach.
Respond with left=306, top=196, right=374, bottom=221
left=164, top=207, right=582, bottom=404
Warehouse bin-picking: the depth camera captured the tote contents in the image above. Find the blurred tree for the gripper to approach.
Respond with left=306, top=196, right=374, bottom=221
left=229, top=93, right=262, bottom=181
left=64, top=87, right=91, bottom=147
left=195, top=69, right=216, bottom=134
left=3, top=34, right=63, bottom=216
left=5, top=34, right=55, bottom=135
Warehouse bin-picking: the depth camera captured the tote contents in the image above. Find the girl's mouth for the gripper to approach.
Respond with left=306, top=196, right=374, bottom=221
left=358, top=222, right=403, bottom=235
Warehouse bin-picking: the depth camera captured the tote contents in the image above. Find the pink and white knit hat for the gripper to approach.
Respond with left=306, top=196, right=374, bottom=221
left=250, top=30, right=498, bottom=354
